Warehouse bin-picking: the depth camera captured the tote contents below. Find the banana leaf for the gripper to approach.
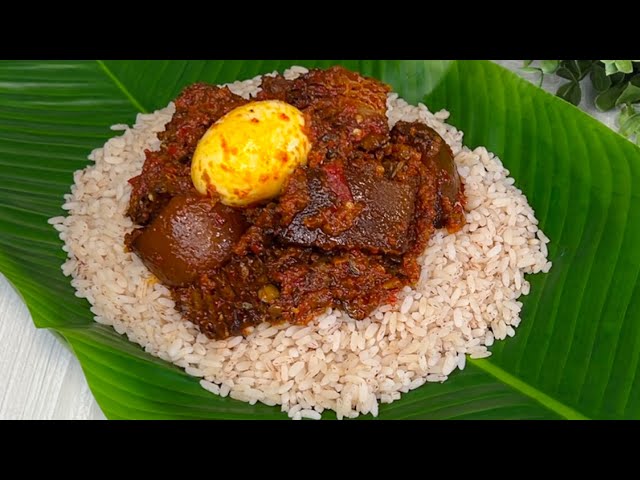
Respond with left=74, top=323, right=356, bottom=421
left=1, top=60, right=639, bottom=419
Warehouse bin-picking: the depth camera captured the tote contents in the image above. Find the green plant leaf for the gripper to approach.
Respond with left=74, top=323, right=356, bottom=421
left=602, top=60, right=620, bottom=76
left=577, top=60, right=595, bottom=77
left=602, top=60, right=639, bottom=76
left=590, top=63, right=612, bottom=92
left=520, top=67, right=544, bottom=87
left=596, top=83, right=628, bottom=111
left=539, top=60, right=560, bottom=74
left=557, top=81, right=582, bottom=106
left=564, top=60, right=594, bottom=81
left=621, top=115, right=640, bottom=142
left=618, top=105, right=640, bottom=145
left=615, top=61, right=634, bottom=74
left=615, top=75, right=640, bottom=106
left=609, top=72, right=627, bottom=86
left=556, top=66, right=578, bottom=81
left=1, top=60, right=640, bottom=419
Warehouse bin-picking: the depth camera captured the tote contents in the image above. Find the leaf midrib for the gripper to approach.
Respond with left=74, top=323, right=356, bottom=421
left=95, top=60, right=148, bottom=114
left=470, top=359, right=588, bottom=419
left=74, top=60, right=590, bottom=420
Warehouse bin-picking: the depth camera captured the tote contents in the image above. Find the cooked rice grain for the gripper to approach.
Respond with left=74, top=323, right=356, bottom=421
left=51, top=66, right=551, bottom=420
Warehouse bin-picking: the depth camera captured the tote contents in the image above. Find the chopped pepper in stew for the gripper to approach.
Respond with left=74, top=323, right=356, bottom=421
left=125, top=66, right=466, bottom=339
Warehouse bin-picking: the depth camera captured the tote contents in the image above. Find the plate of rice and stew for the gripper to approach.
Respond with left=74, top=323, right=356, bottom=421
left=1, top=60, right=639, bottom=420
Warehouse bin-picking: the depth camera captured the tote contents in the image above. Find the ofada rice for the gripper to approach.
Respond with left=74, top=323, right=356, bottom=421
left=49, top=66, right=552, bottom=419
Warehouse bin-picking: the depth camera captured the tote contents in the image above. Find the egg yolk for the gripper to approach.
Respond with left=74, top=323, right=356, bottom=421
left=191, top=100, right=311, bottom=207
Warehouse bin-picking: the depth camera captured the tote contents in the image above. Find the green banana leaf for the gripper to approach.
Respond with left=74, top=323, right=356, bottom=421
left=1, top=60, right=639, bottom=420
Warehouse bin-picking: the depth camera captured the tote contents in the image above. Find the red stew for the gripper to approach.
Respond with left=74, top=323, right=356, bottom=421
left=125, top=66, right=466, bottom=340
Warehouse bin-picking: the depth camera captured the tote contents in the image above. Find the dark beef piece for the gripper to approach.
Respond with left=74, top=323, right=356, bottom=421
left=259, top=66, right=391, bottom=166
left=277, top=162, right=416, bottom=255
left=280, top=66, right=390, bottom=116
left=126, top=194, right=247, bottom=287
left=390, top=121, right=465, bottom=230
left=173, top=255, right=272, bottom=339
left=257, top=75, right=291, bottom=102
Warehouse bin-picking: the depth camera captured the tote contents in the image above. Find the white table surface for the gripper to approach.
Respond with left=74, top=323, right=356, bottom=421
left=0, top=60, right=622, bottom=420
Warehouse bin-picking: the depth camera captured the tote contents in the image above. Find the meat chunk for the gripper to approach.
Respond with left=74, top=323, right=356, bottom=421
left=127, top=194, right=247, bottom=287
left=278, top=163, right=416, bottom=255
left=260, top=66, right=389, bottom=116
left=259, top=66, right=391, bottom=166
left=173, top=255, right=272, bottom=339
left=390, top=121, right=465, bottom=231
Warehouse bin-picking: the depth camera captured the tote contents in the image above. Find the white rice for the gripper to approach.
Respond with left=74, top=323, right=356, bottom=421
left=49, top=66, right=552, bottom=419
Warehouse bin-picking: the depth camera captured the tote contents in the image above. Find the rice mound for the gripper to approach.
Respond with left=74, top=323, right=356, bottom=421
left=49, top=66, right=552, bottom=420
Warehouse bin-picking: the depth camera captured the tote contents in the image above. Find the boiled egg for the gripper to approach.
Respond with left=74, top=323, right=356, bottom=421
left=191, top=100, right=311, bottom=207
